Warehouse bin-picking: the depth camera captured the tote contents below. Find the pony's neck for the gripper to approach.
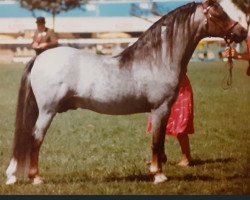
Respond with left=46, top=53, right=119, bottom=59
left=117, top=2, right=205, bottom=70
left=165, top=4, right=205, bottom=72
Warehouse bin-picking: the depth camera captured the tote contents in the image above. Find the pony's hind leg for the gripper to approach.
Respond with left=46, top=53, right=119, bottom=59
left=29, top=110, right=55, bottom=185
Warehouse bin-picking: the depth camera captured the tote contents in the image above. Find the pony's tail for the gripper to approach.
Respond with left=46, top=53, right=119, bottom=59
left=12, top=57, right=38, bottom=176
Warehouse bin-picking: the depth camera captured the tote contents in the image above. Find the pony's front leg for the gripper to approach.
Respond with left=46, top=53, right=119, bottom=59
left=29, top=111, right=55, bottom=185
left=150, top=109, right=169, bottom=184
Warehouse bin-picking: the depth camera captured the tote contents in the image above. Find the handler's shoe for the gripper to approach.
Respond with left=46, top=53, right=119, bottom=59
left=32, top=176, right=44, bottom=185
left=178, top=158, right=192, bottom=167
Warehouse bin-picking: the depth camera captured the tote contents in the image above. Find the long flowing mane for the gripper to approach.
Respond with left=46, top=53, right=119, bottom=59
left=116, top=2, right=200, bottom=67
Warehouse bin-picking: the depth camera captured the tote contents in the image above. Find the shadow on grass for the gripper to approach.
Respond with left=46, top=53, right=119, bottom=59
left=150, top=157, right=235, bottom=167
left=104, top=158, right=239, bottom=183
left=104, top=173, right=247, bottom=183
left=168, top=173, right=248, bottom=182
left=104, top=173, right=218, bottom=182
left=188, top=157, right=236, bottom=166
left=9, top=172, right=247, bottom=185
left=105, top=174, right=154, bottom=182
left=13, top=157, right=239, bottom=184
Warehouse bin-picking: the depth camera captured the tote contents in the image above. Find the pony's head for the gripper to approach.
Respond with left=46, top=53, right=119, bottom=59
left=202, top=0, right=247, bottom=43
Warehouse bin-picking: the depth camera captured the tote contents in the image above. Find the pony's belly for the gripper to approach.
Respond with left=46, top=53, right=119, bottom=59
left=90, top=103, right=151, bottom=115
left=59, top=96, right=151, bottom=115
left=86, top=98, right=152, bottom=115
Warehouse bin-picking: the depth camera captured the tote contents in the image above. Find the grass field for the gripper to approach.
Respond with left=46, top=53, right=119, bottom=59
left=0, top=61, right=249, bottom=195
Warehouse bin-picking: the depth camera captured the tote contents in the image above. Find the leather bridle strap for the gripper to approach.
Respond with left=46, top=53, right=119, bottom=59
left=202, top=1, right=237, bottom=89
left=202, top=3, right=238, bottom=44
left=220, top=21, right=238, bottom=44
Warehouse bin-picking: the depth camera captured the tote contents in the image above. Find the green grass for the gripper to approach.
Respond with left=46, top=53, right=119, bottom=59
left=0, top=61, right=249, bottom=194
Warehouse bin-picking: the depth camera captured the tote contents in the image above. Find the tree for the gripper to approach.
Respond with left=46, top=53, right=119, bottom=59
left=20, top=0, right=89, bottom=28
left=231, top=0, right=250, bottom=32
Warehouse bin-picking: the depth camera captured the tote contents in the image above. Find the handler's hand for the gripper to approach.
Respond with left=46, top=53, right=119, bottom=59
left=32, top=42, right=40, bottom=49
left=37, top=43, right=48, bottom=49
left=225, top=47, right=238, bottom=59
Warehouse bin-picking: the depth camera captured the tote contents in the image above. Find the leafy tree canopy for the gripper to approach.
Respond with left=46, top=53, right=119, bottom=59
left=20, top=0, right=89, bottom=15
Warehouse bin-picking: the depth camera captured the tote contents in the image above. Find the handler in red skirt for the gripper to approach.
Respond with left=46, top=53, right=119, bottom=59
left=147, top=72, right=194, bottom=167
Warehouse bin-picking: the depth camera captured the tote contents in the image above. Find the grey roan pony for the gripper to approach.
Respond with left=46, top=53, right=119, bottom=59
left=6, top=0, right=247, bottom=185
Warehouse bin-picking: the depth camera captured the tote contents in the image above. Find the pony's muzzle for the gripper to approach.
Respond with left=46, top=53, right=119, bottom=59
left=230, top=25, right=248, bottom=43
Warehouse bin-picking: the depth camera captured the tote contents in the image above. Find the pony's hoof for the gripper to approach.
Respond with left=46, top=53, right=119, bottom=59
left=32, top=176, right=44, bottom=185
left=6, top=176, right=17, bottom=185
left=153, top=173, right=168, bottom=184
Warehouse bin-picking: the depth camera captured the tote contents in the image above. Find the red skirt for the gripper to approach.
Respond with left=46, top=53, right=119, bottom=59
left=147, top=74, right=194, bottom=136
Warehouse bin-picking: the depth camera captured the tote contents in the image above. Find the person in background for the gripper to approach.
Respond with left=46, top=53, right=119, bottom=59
left=147, top=67, right=194, bottom=167
left=32, top=17, right=58, bottom=55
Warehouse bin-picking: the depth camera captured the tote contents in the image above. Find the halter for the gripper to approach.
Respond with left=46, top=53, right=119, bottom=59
left=202, top=1, right=238, bottom=44
left=202, top=1, right=236, bottom=89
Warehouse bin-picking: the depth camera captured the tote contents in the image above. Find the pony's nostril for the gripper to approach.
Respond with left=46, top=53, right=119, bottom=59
left=241, top=29, right=248, bottom=36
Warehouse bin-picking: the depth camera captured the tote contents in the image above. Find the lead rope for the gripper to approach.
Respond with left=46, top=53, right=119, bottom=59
left=222, top=42, right=234, bottom=90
